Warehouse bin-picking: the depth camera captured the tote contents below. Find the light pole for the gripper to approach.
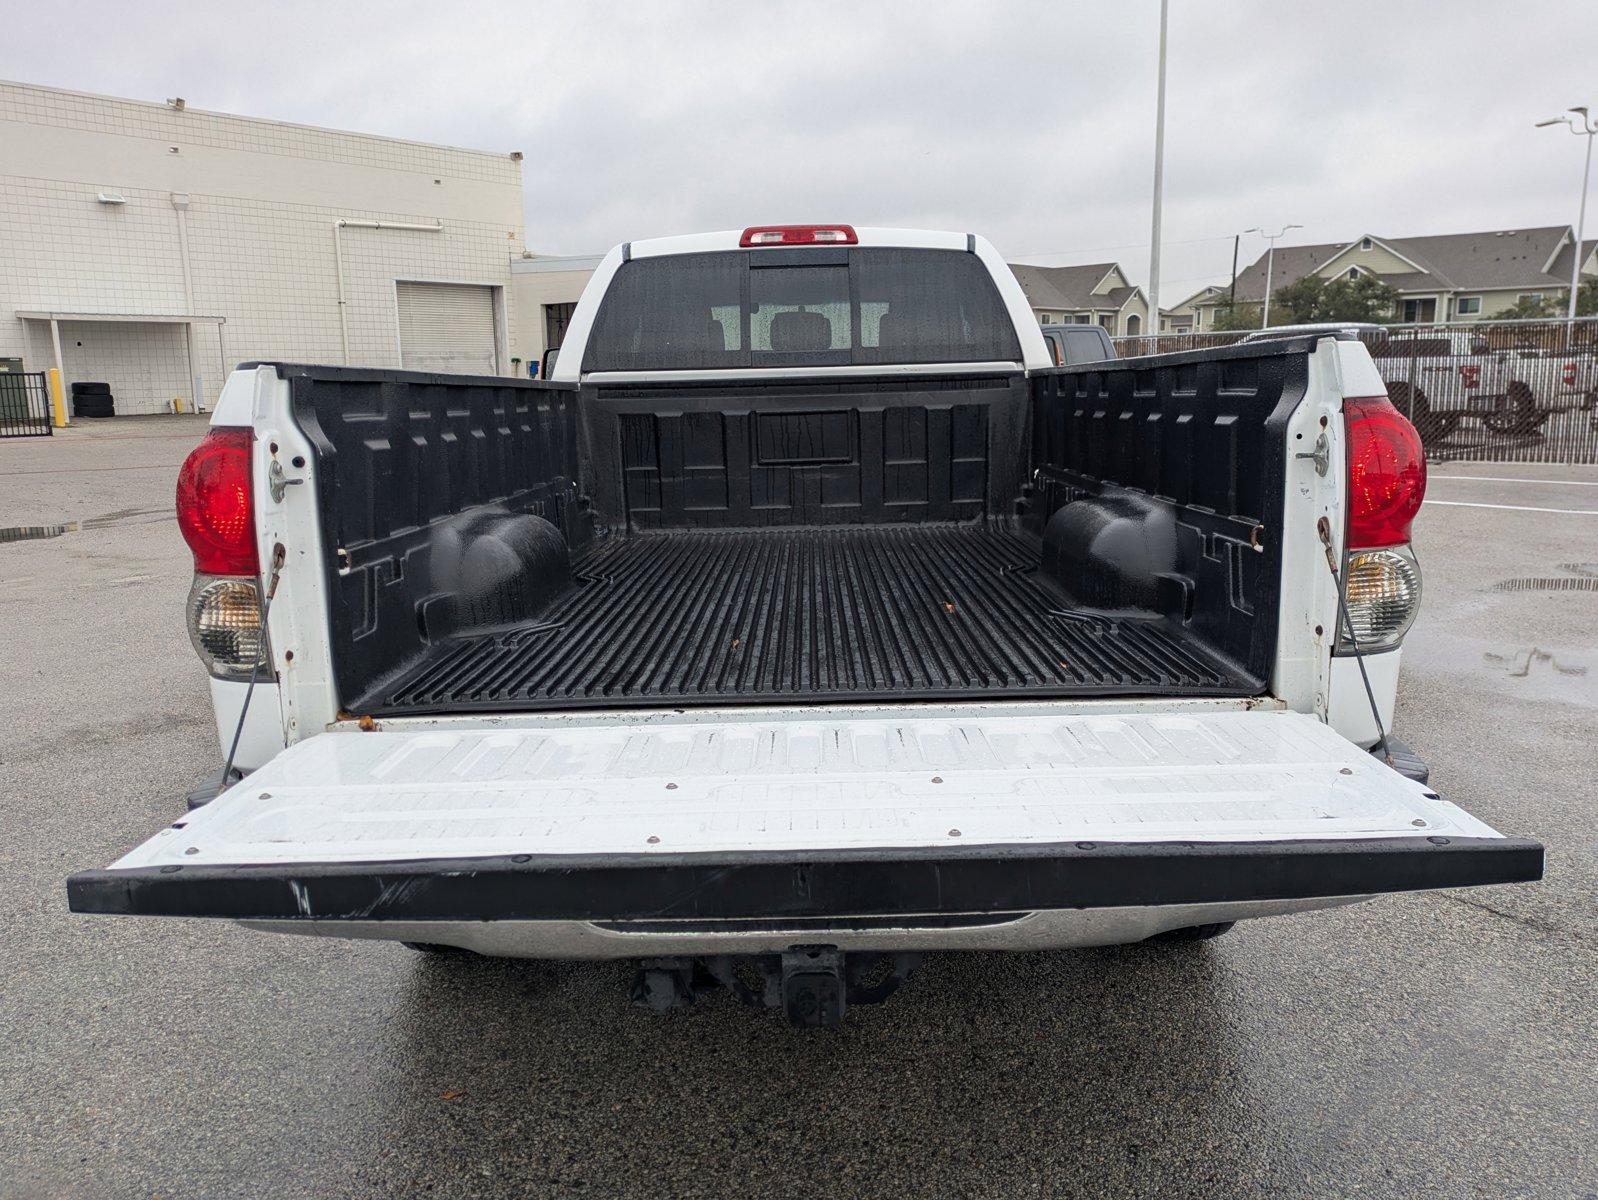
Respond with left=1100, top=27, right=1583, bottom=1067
left=1245, top=224, right=1302, bottom=328
left=1147, top=0, right=1169, bottom=342
left=1536, top=106, right=1596, bottom=331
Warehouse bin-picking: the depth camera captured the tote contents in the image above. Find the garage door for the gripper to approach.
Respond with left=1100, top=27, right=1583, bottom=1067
left=396, top=282, right=499, bottom=375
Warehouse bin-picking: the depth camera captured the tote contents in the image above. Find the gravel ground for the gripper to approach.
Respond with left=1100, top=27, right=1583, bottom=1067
left=1, top=419, right=1593, bottom=1199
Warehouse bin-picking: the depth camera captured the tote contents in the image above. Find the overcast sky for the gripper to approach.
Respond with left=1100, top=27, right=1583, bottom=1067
left=12, top=0, right=1598, bottom=303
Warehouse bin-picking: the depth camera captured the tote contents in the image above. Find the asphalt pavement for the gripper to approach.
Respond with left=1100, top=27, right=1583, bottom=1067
left=1, top=418, right=1593, bottom=1199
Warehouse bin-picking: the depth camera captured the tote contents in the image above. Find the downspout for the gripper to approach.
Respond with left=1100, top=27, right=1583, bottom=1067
left=333, top=219, right=445, bottom=365
left=172, top=193, right=202, bottom=411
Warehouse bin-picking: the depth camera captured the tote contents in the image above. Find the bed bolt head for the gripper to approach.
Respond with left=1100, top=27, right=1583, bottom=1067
left=1411, top=818, right=1427, bottom=827
left=647, top=835, right=661, bottom=845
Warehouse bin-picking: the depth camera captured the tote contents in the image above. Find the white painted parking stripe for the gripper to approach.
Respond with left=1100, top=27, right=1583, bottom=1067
left=1431, top=475, right=1598, bottom=487
left=1424, top=500, right=1598, bottom=515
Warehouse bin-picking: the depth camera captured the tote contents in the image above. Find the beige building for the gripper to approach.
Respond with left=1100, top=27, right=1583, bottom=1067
left=1007, top=262, right=1150, bottom=337
left=1199, top=226, right=1598, bottom=328
left=1159, top=285, right=1227, bottom=333
left=509, top=252, right=602, bottom=375
left=1, top=80, right=527, bottom=414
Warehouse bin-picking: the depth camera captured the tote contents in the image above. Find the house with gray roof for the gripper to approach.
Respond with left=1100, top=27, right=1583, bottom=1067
left=1197, top=225, right=1598, bottom=327
left=1007, top=262, right=1150, bottom=337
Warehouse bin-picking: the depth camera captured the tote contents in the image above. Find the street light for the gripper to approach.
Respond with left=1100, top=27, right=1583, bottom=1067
left=1536, top=106, right=1597, bottom=329
left=1245, top=224, right=1303, bottom=328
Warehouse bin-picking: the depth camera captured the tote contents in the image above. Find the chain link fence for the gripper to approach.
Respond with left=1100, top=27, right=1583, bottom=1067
left=1114, top=318, right=1598, bottom=464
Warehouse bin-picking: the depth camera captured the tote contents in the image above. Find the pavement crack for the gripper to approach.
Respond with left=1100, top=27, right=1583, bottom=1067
left=1437, top=890, right=1593, bottom=945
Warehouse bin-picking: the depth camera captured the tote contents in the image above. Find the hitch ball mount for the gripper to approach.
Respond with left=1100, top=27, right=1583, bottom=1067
left=630, top=946, right=925, bottom=1028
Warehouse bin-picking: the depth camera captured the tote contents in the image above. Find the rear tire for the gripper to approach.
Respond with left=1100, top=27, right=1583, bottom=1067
left=1147, top=921, right=1236, bottom=943
left=1384, top=382, right=1457, bottom=443
left=1480, top=382, right=1549, bottom=435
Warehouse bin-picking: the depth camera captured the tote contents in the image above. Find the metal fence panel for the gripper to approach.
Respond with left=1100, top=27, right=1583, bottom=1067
left=0, top=372, right=53, bottom=438
left=1113, top=319, right=1598, bottom=464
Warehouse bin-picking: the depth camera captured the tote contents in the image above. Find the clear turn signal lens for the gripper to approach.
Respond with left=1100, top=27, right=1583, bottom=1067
left=1338, top=547, right=1422, bottom=652
left=187, top=574, right=268, bottom=679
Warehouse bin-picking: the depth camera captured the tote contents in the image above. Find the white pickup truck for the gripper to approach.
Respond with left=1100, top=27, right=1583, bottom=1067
left=70, top=225, right=1541, bottom=1026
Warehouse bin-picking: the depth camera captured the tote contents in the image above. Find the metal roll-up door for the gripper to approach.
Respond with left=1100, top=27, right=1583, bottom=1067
left=396, top=282, right=499, bottom=375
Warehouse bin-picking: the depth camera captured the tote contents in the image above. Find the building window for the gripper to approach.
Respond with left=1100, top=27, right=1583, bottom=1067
left=1346, top=268, right=1361, bottom=280
left=1038, top=313, right=1053, bottom=324
left=1360, top=237, right=1373, bottom=251
left=1456, top=296, right=1482, bottom=315
left=1518, top=293, right=1545, bottom=304
left=543, top=302, right=577, bottom=350
left=1098, top=315, right=1114, bottom=330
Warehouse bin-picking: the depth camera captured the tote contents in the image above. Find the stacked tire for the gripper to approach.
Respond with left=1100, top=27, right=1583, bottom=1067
left=71, top=381, right=115, bottom=419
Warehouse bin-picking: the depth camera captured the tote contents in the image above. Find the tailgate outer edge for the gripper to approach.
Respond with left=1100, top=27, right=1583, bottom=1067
left=66, top=836, right=1544, bottom=922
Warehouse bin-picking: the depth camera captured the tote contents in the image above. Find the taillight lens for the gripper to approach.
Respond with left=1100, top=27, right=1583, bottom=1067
left=1345, top=397, right=1425, bottom=549
left=177, top=427, right=258, bottom=575
left=187, top=574, right=269, bottom=678
left=1338, top=547, right=1422, bottom=651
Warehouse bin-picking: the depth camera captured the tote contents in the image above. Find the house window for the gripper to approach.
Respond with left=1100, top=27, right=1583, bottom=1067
left=1098, top=315, right=1114, bottom=330
left=1038, top=313, right=1053, bottom=324
left=1519, top=293, right=1546, bottom=303
left=543, top=302, right=577, bottom=350
left=1361, top=238, right=1372, bottom=251
left=1346, top=268, right=1361, bottom=280
left=1073, top=314, right=1090, bottom=325
left=1456, top=296, right=1482, bottom=315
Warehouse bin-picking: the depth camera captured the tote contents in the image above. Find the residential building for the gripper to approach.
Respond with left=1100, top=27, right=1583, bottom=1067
left=1008, top=262, right=1150, bottom=337
left=1200, top=226, right=1598, bottom=328
left=510, top=252, right=602, bottom=375
left=1159, top=284, right=1227, bottom=333
left=1, top=79, right=526, bottom=414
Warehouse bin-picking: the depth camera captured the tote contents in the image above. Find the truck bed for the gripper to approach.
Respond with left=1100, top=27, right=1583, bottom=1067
left=358, top=521, right=1256, bottom=714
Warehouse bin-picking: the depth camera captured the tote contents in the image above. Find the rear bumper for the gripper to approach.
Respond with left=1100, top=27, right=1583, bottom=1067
left=67, top=835, right=1543, bottom=924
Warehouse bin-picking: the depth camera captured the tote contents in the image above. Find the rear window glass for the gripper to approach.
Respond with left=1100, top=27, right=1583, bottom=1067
left=582, top=248, right=1021, bottom=371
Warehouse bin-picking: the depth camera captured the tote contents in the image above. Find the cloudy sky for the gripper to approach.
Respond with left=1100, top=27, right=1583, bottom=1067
left=13, top=0, right=1598, bottom=304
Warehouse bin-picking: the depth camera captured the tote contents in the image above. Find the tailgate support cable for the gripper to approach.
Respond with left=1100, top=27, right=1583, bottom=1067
left=220, top=543, right=286, bottom=787
left=1317, top=516, right=1393, bottom=766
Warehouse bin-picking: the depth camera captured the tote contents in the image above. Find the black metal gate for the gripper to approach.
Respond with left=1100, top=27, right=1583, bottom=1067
left=0, top=373, right=53, bottom=438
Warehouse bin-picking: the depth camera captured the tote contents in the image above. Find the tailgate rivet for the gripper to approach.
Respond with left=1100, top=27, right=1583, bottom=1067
left=647, top=835, right=660, bottom=845
left=184, top=847, right=199, bottom=855
left=1428, top=837, right=1450, bottom=845
left=931, top=776, right=943, bottom=784
left=259, top=792, right=272, bottom=799
left=665, top=782, right=678, bottom=791
left=1411, top=818, right=1427, bottom=827
left=1338, top=767, right=1353, bottom=775
left=948, top=828, right=961, bottom=837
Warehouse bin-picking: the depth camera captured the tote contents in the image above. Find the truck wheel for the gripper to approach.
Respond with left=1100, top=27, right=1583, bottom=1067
left=1480, top=382, right=1549, bottom=435
left=1385, top=382, right=1457, bottom=444
left=1147, top=922, right=1236, bottom=943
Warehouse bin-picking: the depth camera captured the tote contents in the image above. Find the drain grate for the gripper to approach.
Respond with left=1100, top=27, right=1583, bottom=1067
left=1491, top=577, right=1598, bottom=592
left=0, top=523, right=77, bottom=544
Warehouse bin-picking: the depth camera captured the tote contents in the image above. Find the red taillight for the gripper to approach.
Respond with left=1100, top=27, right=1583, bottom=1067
left=1563, top=362, right=1579, bottom=386
left=739, top=224, right=858, bottom=247
left=1345, top=397, right=1426, bottom=549
left=176, top=427, right=258, bottom=575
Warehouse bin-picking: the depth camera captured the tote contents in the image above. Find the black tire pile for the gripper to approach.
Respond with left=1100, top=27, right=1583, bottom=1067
left=71, top=381, right=115, bottom=419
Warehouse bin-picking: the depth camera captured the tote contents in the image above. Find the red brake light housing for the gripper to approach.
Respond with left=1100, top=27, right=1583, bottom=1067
left=739, top=224, right=858, bottom=247
left=177, top=427, right=259, bottom=575
left=1344, top=397, right=1425, bottom=549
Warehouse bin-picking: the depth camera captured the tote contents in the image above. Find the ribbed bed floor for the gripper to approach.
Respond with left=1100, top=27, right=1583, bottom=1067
left=365, top=523, right=1257, bottom=714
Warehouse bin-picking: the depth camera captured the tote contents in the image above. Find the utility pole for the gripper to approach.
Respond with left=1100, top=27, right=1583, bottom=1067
left=1147, top=0, right=1168, bottom=342
left=1536, top=106, right=1596, bottom=337
left=1229, top=233, right=1240, bottom=310
left=1245, top=224, right=1301, bottom=328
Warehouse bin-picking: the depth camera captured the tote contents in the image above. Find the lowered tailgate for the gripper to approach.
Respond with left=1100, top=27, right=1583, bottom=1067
left=69, top=708, right=1541, bottom=921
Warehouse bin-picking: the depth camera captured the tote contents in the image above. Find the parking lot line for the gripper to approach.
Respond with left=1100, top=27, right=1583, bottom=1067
left=1430, top=475, right=1598, bottom=487
left=1423, top=500, right=1598, bottom=515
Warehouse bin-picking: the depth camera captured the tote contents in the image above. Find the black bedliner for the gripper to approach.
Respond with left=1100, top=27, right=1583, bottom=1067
left=360, top=520, right=1255, bottom=715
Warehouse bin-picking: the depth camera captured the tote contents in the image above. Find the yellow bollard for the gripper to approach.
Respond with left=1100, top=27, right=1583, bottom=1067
left=47, top=368, right=69, bottom=428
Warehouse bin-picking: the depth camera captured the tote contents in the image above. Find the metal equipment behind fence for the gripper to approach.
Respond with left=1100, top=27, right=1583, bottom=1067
left=1115, top=318, right=1598, bottom=464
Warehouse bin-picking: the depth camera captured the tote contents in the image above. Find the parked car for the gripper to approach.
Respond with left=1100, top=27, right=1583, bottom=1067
left=69, top=225, right=1541, bottom=1027
left=1039, top=322, right=1116, bottom=366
